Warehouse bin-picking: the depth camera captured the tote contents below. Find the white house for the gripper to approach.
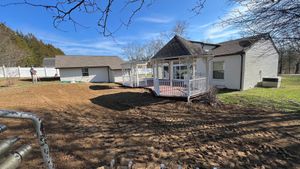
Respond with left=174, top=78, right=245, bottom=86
left=122, top=34, right=279, bottom=101
left=55, top=55, right=124, bottom=83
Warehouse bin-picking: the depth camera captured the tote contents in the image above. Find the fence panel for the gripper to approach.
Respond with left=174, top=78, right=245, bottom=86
left=1, top=67, right=59, bottom=78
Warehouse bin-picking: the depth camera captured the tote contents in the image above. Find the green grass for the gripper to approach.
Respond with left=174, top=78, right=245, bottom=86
left=218, top=75, right=300, bottom=112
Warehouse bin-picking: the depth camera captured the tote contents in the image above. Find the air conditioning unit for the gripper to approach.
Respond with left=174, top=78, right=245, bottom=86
left=262, top=77, right=281, bottom=88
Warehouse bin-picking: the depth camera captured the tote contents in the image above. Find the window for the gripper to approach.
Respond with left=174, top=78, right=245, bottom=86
left=213, top=61, right=224, bottom=79
left=163, top=66, right=169, bottom=79
left=82, top=67, right=89, bottom=76
left=173, top=65, right=188, bottom=79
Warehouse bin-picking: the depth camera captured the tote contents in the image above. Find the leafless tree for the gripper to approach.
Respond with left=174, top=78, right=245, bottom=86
left=171, top=20, right=189, bottom=37
left=123, top=20, right=188, bottom=61
left=0, top=0, right=205, bottom=37
left=218, top=0, right=300, bottom=49
left=123, top=38, right=163, bottom=61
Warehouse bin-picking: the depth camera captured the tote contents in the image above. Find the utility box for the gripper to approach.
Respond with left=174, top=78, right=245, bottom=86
left=262, top=77, right=281, bottom=88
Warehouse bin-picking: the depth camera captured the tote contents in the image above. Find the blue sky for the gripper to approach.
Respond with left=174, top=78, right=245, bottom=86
left=0, top=0, right=241, bottom=58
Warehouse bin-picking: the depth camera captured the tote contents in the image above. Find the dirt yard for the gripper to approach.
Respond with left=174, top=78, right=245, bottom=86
left=0, top=81, right=299, bottom=169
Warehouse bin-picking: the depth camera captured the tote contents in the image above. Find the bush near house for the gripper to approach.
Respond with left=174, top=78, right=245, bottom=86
left=218, top=75, right=300, bottom=112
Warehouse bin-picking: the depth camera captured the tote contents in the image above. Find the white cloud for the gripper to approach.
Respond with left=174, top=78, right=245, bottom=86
left=190, top=22, right=214, bottom=31
left=18, top=27, right=126, bottom=56
left=137, top=16, right=173, bottom=24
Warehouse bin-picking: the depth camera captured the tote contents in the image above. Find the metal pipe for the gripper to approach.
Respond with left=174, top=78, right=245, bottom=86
left=0, top=110, right=54, bottom=169
left=0, top=137, right=19, bottom=157
left=0, top=144, right=32, bottom=169
left=0, top=124, right=7, bottom=133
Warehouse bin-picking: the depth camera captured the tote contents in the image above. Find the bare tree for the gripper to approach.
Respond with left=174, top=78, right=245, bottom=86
left=218, top=0, right=300, bottom=50
left=171, top=20, right=189, bottom=37
left=0, top=0, right=205, bottom=37
left=123, top=20, right=188, bottom=61
left=123, top=38, right=164, bottom=61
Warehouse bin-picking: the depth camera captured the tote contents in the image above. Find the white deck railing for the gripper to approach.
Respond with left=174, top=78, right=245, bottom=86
left=188, top=77, right=207, bottom=96
left=153, top=77, right=207, bottom=98
left=123, top=75, right=207, bottom=100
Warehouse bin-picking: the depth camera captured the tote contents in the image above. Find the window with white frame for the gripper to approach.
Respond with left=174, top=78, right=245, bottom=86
left=82, top=67, right=89, bottom=76
left=173, top=65, right=188, bottom=79
left=213, top=61, right=224, bottom=79
left=163, top=65, right=169, bottom=79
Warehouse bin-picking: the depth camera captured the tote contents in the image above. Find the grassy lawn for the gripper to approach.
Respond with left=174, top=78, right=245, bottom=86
left=218, top=75, right=300, bottom=112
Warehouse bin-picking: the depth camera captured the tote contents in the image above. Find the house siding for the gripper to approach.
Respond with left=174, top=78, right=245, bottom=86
left=109, top=69, right=123, bottom=83
left=242, top=39, right=279, bottom=90
left=209, top=55, right=242, bottom=90
left=196, top=57, right=207, bottom=77
left=59, top=67, right=109, bottom=82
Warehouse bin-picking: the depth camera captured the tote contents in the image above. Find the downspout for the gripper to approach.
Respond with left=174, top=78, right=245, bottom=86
left=240, top=53, right=245, bottom=90
left=107, top=66, right=111, bottom=83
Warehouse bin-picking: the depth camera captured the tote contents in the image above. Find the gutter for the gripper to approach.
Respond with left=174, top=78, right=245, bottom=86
left=240, top=53, right=245, bottom=90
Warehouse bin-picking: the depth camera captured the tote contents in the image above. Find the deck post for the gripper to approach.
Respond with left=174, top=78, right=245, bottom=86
left=136, top=64, right=139, bottom=87
left=170, top=61, right=173, bottom=87
left=153, top=60, right=160, bottom=96
left=187, top=79, right=191, bottom=102
left=206, top=57, right=210, bottom=91
left=154, top=78, right=160, bottom=95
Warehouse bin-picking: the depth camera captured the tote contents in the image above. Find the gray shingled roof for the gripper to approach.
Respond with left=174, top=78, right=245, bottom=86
left=43, top=58, right=56, bottom=67
left=55, top=55, right=124, bottom=70
left=152, top=34, right=270, bottom=59
left=152, top=35, right=205, bottom=59
left=212, top=34, right=270, bottom=57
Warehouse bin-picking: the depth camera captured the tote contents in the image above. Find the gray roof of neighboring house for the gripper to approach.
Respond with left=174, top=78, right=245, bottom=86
left=212, top=34, right=270, bottom=57
left=55, top=55, right=124, bottom=70
left=43, top=57, right=56, bottom=67
left=152, top=34, right=271, bottom=59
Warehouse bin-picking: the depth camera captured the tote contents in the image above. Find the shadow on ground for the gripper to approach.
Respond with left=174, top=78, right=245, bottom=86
left=20, top=77, right=60, bottom=82
left=90, top=91, right=166, bottom=111
left=1, top=88, right=300, bottom=169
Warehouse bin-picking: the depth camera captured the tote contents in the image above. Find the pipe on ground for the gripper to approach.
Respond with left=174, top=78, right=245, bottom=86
left=0, top=110, right=54, bottom=169
left=0, top=145, right=32, bottom=169
left=0, top=124, right=7, bottom=133
left=0, top=137, right=19, bottom=157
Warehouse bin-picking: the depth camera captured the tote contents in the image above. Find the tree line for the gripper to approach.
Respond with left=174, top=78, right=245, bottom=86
left=0, top=23, right=64, bottom=67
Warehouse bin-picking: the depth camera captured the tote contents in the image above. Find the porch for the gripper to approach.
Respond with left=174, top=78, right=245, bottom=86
left=122, top=57, right=209, bottom=101
left=150, top=55, right=208, bottom=100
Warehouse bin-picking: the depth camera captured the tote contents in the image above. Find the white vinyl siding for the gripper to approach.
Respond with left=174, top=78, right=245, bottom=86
left=59, top=67, right=109, bottom=82
left=242, top=39, right=279, bottom=90
left=209, top=55, right=242, bottom=90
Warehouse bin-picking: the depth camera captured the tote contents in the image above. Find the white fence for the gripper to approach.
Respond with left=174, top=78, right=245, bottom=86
left=0, top=66, right=59, bottom=78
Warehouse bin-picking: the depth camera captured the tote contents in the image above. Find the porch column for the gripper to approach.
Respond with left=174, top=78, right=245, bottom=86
left=193, top=59, right=196, bottom=78
left=206, top=57, right=210, bottom=91
left=154, top=60, right=160, bottom=95
left=170, top=60, right=173, bottom=87
left=186, top=57, right=192, bottom=97
left=136, top=64, right=139, bottom=87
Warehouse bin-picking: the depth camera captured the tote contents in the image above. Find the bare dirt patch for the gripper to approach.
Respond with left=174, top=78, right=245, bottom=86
left=0, top=82, right=299, bottom=169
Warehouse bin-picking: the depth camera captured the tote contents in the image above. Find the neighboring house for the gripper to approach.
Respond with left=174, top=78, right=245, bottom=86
left=122, top=34, right=279, bottom=100
left=55, top=55, right=124, bottom=83
left=42, top=58, right=56, bottom=67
